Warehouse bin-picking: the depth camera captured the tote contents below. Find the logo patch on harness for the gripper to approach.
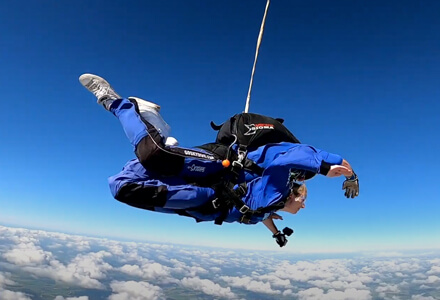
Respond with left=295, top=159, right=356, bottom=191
left=187, top=164, right=206, bottom=173
left=183, top=150, right=215, bottom=160
left=244, top=123, right=275, bottom=135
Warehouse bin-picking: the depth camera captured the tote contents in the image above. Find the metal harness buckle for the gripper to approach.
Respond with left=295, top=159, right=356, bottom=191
left=212, top=198, right=220, bottom=209
left=239, top=205, right=250, bottom=214
left=232, top=160, right=243, bottom=169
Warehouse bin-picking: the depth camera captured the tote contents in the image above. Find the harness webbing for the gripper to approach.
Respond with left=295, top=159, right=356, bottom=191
left=213, top=182, right=285, bottom=225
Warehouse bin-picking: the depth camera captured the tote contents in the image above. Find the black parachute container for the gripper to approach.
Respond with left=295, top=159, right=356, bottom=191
left=211, top=112, right=300, bottom=150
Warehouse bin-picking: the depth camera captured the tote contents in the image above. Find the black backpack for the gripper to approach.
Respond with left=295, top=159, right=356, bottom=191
left=213, top=113, right=317, bottom=182
left=211, top=112, right=300, bottom=149
left=196, top=112, right=301, bottom=176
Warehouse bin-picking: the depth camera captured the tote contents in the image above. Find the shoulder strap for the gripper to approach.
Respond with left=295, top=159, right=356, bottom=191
left=213, top=182, right=285, bottom=225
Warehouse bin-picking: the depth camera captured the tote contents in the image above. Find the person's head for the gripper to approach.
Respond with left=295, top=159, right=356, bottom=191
left=281, top=183, right=307, bottom=214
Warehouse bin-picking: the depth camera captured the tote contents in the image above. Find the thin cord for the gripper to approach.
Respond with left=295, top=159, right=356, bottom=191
left=244, top=0, right=271, bottom=113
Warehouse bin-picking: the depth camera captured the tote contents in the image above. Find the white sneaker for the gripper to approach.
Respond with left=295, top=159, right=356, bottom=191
left=79, top=73, right=121, bottom=109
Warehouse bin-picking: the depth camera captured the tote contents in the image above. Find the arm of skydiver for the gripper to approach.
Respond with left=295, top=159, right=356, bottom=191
left=262, top=213, right=282, bottom=235
left=311, top=147, right=359, bottom=198
left=248, top=145, right=358, bottom=207
left=317, top=149, right=359, bottom=198
left=314, top=147, right=356, bottom=177
left=266, top=144, right=348, bottom=177
left=263, top=214, right=291, bottom=247
left=242, top=146, right=322, bottom=210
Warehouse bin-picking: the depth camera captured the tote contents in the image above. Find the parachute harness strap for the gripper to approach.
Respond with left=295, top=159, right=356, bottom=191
left=244, top=0, right=271, bottom=113
left=231, top=145, right=247, bottom=178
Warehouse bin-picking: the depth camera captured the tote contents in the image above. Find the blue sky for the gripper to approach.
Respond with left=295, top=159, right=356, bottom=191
left=0, top=0, right=439, bottom=252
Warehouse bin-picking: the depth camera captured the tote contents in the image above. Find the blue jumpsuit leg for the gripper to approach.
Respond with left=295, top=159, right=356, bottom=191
left=110, top=98, right=149, bottom=148
left=106, top=98, right=222, bottom=213
left=109, top=168, right=217, bottom=210
left=108, top=98, right=224, bottom=178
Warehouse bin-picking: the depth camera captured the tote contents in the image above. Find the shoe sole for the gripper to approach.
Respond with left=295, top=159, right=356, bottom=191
left=79, top=73, right=121, bottom=105
left=79, top=73, right=109, bottom=89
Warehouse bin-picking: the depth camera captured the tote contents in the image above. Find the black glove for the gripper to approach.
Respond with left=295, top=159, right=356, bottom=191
left=342, top=171, right=359, bottom=198
left=273, top=231, right=288, bottom=247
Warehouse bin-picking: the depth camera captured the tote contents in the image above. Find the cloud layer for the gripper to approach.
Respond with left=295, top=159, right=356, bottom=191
left=0, top=225, right=439, bottom=299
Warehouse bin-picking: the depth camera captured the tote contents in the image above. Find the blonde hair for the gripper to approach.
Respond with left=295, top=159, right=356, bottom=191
left=287, top=183, right=307, bottom=204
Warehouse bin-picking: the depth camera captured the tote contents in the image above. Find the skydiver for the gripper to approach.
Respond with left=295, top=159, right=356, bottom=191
left=79, top=73, right=359, bottom=247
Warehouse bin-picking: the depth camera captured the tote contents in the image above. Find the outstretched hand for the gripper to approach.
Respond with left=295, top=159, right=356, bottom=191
left=270, top=213, right=283, bottom=220
left=326, top=165, right=360, bottom=198
left=343, top=172, right=359, bottom=198
left=326, top=165, right=353, bottom=177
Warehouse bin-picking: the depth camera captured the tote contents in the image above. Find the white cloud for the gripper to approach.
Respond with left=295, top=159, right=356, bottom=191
left=269, top=258, right=374, bottom=292
left=1, top=225, right=440, bottom=300
left=394, top=272, right=407, bottom=278
left=0, top=290, right=32, bottom=300
left=22, top=251, right=113, bottom=289
left=3, top=242, right=52, bottom=266
left=309, top=279, right=368, bottom=290
left=185, top=265, right=208, bottom=277
left=413, top=275, right=440, bottom=286
left=119, top=262, right=170, bottom=280
left=427, top=266, right=440, bottom=275
left=426, top=276, right=440, bottom=284
left=119, top=264, right=143, bottom=276
left=108, top=280, right=164, bottom=300
left=283, top=289, right=294, bottom=296
left=273, top=259, right=347, bottom=282
left=54, top=296, right=89, bottom=300
left=376, top=284, right=401, bottom=300
left=411, top=295, right=437, bottom=300
left=376, top=284, right=400, bottom=293
left=257, top=273, right=292, bottom=288
left=0, top=226, right=112, bottom=290
left=181, top=276, right=236, bottom=299
left=297, top=287, right=372, bottom=300
left=103, top=241, right=125, bottom=256
left=362, top=259, right=423, bottom=277
left=66, top=239, right=91, bottom=252
left=220, top=275, right=282, bottom=294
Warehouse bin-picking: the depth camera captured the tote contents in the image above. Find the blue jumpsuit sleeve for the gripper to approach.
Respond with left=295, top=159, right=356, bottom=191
left=314, top=147, right=343, bottom=165
left=245, top=145, right=325, bottom=209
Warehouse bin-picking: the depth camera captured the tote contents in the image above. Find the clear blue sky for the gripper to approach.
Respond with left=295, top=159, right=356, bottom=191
left=1, top=0, right=439, bottom=252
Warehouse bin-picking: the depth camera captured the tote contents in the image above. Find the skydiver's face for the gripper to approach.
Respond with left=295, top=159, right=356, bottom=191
left=285, top=194, right=306, bottom=214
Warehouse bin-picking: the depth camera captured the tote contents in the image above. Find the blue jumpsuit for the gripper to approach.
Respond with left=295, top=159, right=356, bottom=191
left=108, top=98, right=343, bottom=224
